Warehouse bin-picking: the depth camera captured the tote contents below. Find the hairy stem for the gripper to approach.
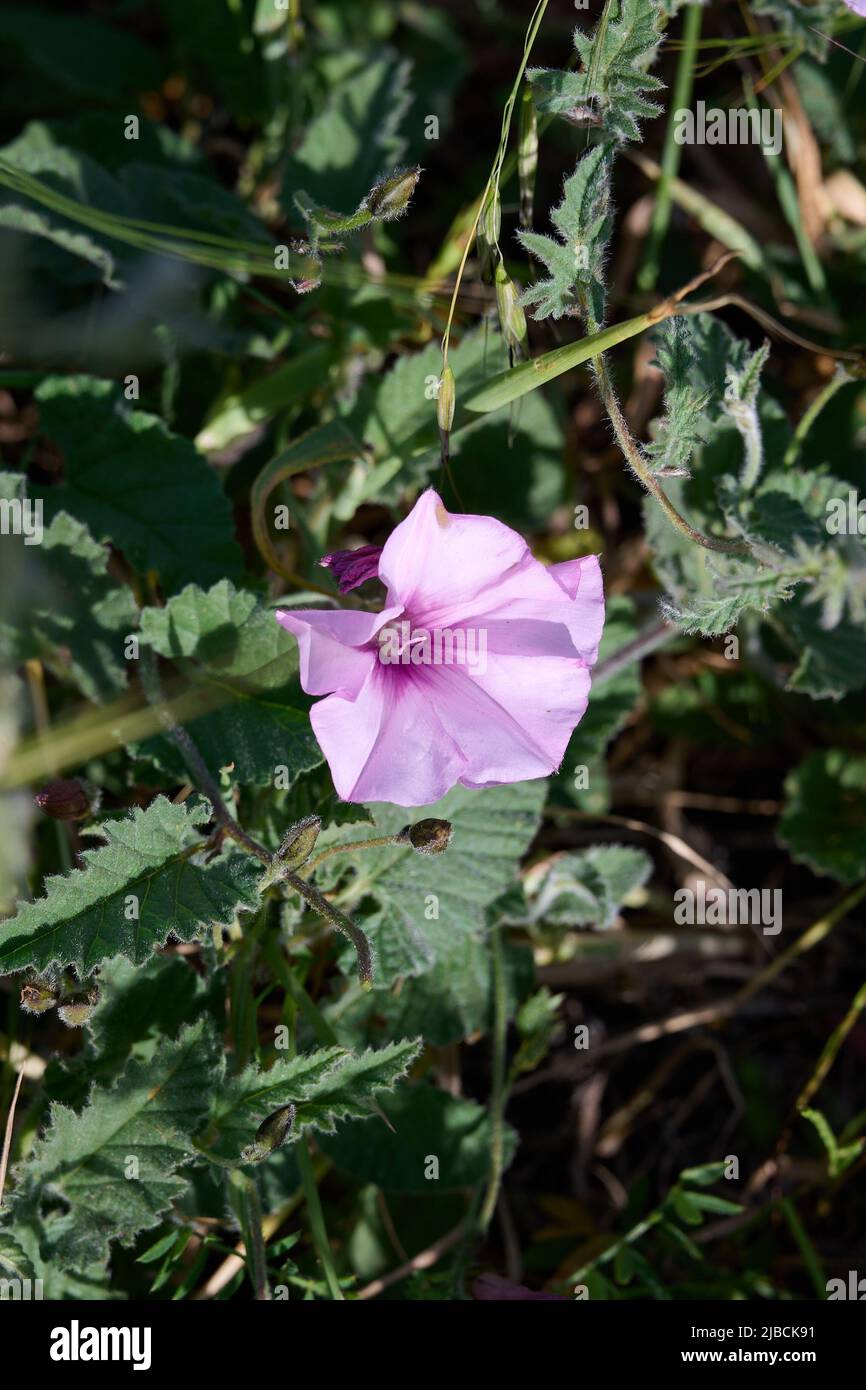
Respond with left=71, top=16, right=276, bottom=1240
left=284, top=869, right=374, bottom=989
left=229, top=1170, right=271, bottom=1301
left=306, top=834, right=405, bottom=873
left=139, top=647, right=272, bottom=863
left=590, top=334, right=750, bottom=555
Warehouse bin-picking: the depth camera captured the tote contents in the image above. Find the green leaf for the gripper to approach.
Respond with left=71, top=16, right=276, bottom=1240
left=195, top=344, right=336, bottom=455
left=517, top=143, right=612, bottom=322
left=0, top=8, right=161, bottom=103
left=0, top=201, right=118, bottom=285
left=0, top=796, right=261, bottom=977
left=12, top=1018, right=220, bottom=1267
left=318, top=1085, right=516, bottom=1192
left=208, top=1039, right=422, bottom=1160
left=800, top=1107, right=864, bottom=1179
left=523, top=844, right=652, bottom=930
left=137, top=579, right=322, bottom=787
left=31, top=376, right=243, bottom=594
left=776, top=592, right=866, bottom=701
left=779, top=749, right=866, bottom=885
left=326, top=781, right=546, bottom=988
left=0, top=476, right=137, bottom=701
left=462, top=310, right=653, bottom=414
left=0, top=122, right=134, bottom=288
left=0, top=1231, right=36, bottom=1282
left=646, top=319, right=708, bottom=478
left=529, top=0, right=665, bottom=144
left=209, top=1047, right=346, bottom=1161
left=283, top=48, right=412, bottom=215
left=294, top=1038, right=422, bottom=1136
left=340, top=329, right=514, bottom=506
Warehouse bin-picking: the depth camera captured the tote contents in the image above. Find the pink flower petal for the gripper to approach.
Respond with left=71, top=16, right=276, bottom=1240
left=275, top=605, right=399, bottom=696
left=310, top=665, right=466, bottom=805
left=378, top=488, right=528, bottom=626
left=424, top=647, right=592, bottom=786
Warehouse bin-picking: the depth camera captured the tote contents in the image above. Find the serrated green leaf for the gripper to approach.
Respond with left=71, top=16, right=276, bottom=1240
left=210, top=1047, right=347, bottom=1161
left=529, top=0, right=665, bottom=144
left=0, top=1230, right=36, bottom=1282
left=646, top=319, right=708, bottom=478
left=517, top=143, right=612, bottom=322
left=31, top=376, right=243, bottom=594
left=0, top=796, right=261, bottom=977
left=294, top=1038, right=422, bottom=1136
left=779, top=749, right=866, bottom=884
left=12, top=1018, right=221, bottom=1266
left=337, top=926, right=533, bottom=1048
left=137, top=579, right=322, bottom=788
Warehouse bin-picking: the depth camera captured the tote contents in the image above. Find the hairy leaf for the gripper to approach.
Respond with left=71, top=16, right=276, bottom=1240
left=529, top=0, right=665, bottom=144
left=0, top=796, right=261, bottom=977
left=12, top=1018, right=221, bottom=1267
left=137, top=579, right=322, bottom=788
left=523, top=844, right=652, bottom=930
left=518, top=142, right=612, bottom=322
left=318, top=1085, right=516, bottom=1192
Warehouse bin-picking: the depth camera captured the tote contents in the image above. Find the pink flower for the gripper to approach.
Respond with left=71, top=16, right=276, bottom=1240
left=276, top=490, right=604, bottom=807
left=843, top=0, right=866, bottom=14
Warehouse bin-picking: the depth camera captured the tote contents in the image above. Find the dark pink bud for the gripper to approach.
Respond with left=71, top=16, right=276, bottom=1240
left=34, top=778, right=92, bottom=821
left=319, top=544, right=383, bottom=593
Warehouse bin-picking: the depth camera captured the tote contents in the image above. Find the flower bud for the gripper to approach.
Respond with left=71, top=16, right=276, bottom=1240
left=319, top=544, right=383, bottom=593
left=34, top=778, right=93, bottom=821
left=366, top=166, right=422, bottom=221
left=518, top=86, right=538, bottom=230
left=277, top=815, right=321, bottom=871
left=436, top=366, right=456, bottom=434
left=397, top=818, right=453, bottom=856
left=58, top=988, right=99, bottom=1028
left=477, top=187, right=501, bottom=286
left=241, top=1103, right=296, bottom=1163
left=494, top=262, right=528, bottom=360
left=20, top=979, right=57, bottom=1015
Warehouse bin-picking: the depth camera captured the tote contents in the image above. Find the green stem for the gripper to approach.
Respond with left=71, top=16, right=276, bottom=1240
left=586, top=309, right=750, bottom=555
left=305, top=834, right=404, bottom=873
left=639, top=3, right=703, bottom=291
left=229, top=1170, right=271, bottom=1301
left=441, top=0, right=549, bottom=366
left=284, top=869, right=374, bottom=989
left=479, top=922, right=508, bottom=1232
left=296, top=1135, right=344, bottom=1300
left=139, top=647, right=273, bottom=864
left=784, top=369, right=852, bottom=467
left=261, top=940, right=341, bottom=1048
